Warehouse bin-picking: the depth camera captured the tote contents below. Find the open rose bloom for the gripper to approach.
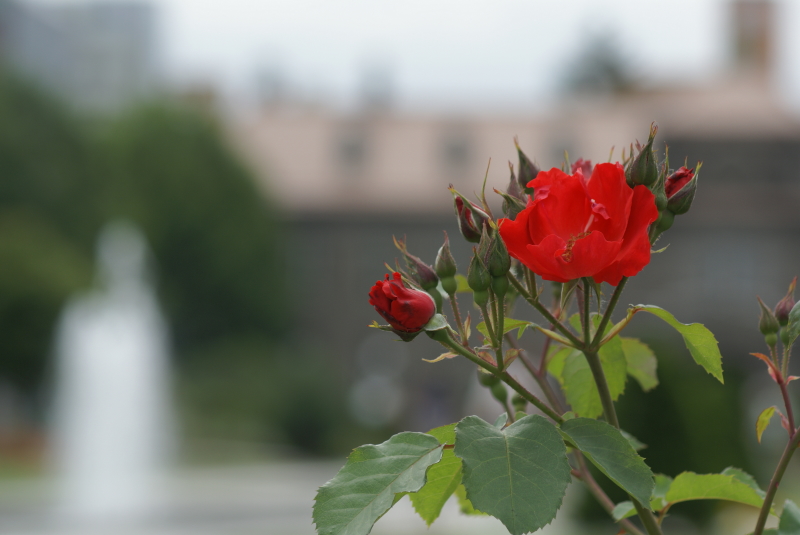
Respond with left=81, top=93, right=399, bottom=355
left=499, top=163, right=658, bottom=285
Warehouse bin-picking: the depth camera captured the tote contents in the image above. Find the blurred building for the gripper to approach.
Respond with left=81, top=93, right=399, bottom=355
left=229, top=0, right=800, bottom=431
left=0, top=0, right=157, bottom=113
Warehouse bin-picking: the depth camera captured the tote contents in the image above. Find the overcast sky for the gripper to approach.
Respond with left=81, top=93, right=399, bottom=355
left=29, top=0, right=800, bottom=113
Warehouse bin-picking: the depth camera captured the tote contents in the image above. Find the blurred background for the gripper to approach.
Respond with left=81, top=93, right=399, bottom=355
left=0, top=0, right=798, bottom=533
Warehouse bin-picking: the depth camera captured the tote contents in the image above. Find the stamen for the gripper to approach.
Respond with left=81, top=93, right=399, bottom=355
left=561, top=232, right=590, bottom=262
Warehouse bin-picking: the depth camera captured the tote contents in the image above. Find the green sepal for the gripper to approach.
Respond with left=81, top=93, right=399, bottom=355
left=423, top=313, right=449, bottom=332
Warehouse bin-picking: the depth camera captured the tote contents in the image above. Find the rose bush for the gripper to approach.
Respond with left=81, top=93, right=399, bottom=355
left=368, top=272, right=436, bottom=332
left=498, top=162, right=658, bottom=285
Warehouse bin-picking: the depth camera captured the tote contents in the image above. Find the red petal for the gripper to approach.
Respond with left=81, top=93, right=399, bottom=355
left=525, top=231, right=621, bottom=282
left=592, top=185, right=657, bottom=285
left=528, top=170, right=592, bottom=244
left=586, top=163, right=633, bottom=242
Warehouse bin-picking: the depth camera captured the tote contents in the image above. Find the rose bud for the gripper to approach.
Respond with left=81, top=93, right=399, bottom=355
left=514, top=137, right=540, bottom=195
left=369, top=272, right=436, bottom=333
left=393, top=237, right=439, bottom=292
left=450, top=187, right=490, bottom=243
left=497, top=163, right=527, bottom=219
left=775, top=277, right=797, bottom=327
left=467, top=247, right=491, bottom=307
left=627, top=124, right=659, bottom=188
left=435, top=232, right=458, bottom=295
left=757, top=296, right=780, bottom=348
left=665, top=166, right=698, bottom=215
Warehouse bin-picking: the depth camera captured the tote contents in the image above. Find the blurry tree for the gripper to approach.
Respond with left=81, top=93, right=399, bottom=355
left=100, top=105, right=289, bottom=350
left=561, top=34, right=638, bottom=95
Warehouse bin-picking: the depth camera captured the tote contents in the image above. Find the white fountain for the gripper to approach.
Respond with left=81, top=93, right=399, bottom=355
left=50, top=221, right=174, bottom=523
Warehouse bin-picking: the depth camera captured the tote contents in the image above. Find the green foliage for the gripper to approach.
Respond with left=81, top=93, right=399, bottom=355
left=755, top=406, right=778, bottom=443
left=454, top=415, right=572, bottom=535
left=102, top=105, right=288, bottom=348
left=612, top=501, right=635, bottom=521
left=476, top=317, right=530, bottom=339
left=632, top=305, right=723, bottom=383
left=547, top=315, right=627, bottom=418
left=454, top=484, right=486, bottom=515
left=650, top=474, right=673, bottom=510
left=313, top=432, right=444, bottom=535
left=779, top=500, right=800, bottom=535
left=620, top=337, right=659, bottom=391
left=560, top=418, right=654, bottom=507
left=409, top=424, right=462, bottom=526
left=664, top=471, right=764, bottom=509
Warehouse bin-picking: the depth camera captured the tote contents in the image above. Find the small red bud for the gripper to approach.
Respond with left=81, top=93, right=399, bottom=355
left=775, top=277, right=797, bottom=327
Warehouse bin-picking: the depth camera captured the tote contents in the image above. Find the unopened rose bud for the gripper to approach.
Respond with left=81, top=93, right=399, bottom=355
left=498, top=163, right=527, bottom=219
left=393, top=237, right=439, bottom=293
left=435, top=233, right=457, bottom=278
left=368, top=272, right=436, bottom=334
left=512, top=394, right=527, bottom=413
left=775, top=277, right=797, bottom=327
left=478, top=225, right=511, bottom=279
left=451, top=188, right=490, bottom=243
left=477, top=369, right=500, bottom=387
left=490, top=381, right=508, bottom=405
left=758, top=296, right=780, bottom=336
left=467, top=248, right=491, bottom=306
left=627, top=124, right=659, bottom=188
left=514, top=137, right=539, bottom=195
left=665, top=166, right=698, bottom=215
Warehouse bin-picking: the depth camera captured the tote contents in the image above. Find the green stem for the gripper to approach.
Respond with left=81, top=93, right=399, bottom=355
left=582, top=279, right=592, bottom=347
left=479, top=302, right=500, bottom=349
left=507, top=273, right=584, bottom=348
left=525, top=267, right=538, bottom=299
left=505, top=334, right=566, bottom=414
left=495, top=290, right=506, bottom=367
left=433, top=330, right=563, bottom=424
left=591, top=276, right=629, bottom=349
left=448, top=292, right=467, bottom=344
left=753, top=428, right=800, bottom=535
left=573, top=453, right=646, bottom=535
left=584, top=351, right=620, bottom=428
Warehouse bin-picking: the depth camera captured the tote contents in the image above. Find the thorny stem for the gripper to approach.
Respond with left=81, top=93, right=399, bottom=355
left=582, top=279, right=592, bottom=347
left=525, top=266, right=538, bottom=300
left=505, top=334, right=566, bottom=414
left=507, top=273, right=584, bottom=348
left=753, top=427, right=800, bottom=535
left=778, top=377, right=796, bottom=437
left=494, top=287, right=506, bottom=367
left=591, top=277, right=629, bottom=350
left=575, top=277, right=663, bottom=535
left=479, top=302, right=499, bottom=349
left=435, top=332, right=563, bottom=424
left=447, top=292, right=468, bottom=344
left=573, top=453, right=646, bottom=535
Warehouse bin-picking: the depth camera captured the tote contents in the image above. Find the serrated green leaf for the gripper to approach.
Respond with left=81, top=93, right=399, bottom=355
left=454, top=415, right=572, bottom=535
left=612, top=501, right=636, bottom=521
left=560, top=418, right=654, bottom=507
left=632, top=305, right=723, bottom=383
left=409, top=424, right=462, bottom=526
left=546, top=346, right=572, bottom=381
left=757, top=406, right=778, bottom=443
left=650, top=474, right=673, bottom=511
left=721, top=467, right=765, bottom=499
left=621, top=429, right=647, bottom=451
left=664, top=472, right=764, bottom=509
left=475, top=318, right=531, bottom=339
left=779, top=499, right=800, bottom=535
left=313, top=432, right=444, bottom=535
left=621, top=337, right=659, bottom=391
left=454, top=484, right=486, bottom=515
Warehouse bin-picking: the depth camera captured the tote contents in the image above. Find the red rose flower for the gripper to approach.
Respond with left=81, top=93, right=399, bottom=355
left=498, top=163, right=658, bottom=285
left=665, top=166, right=695, bottom=198
left=369, top=273, right=436, bottom=332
